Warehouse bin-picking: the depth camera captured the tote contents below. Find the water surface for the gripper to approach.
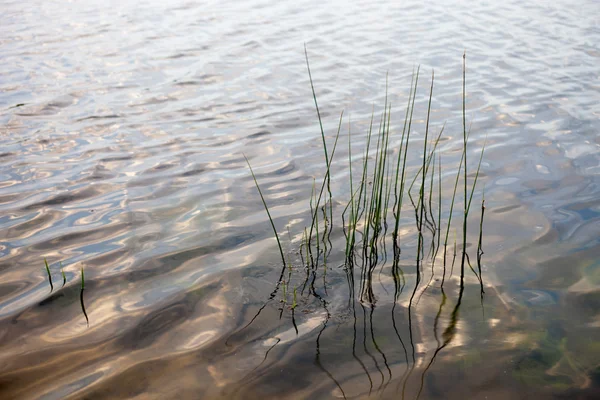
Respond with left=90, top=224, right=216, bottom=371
left=1, top=0, right=600, bottom=399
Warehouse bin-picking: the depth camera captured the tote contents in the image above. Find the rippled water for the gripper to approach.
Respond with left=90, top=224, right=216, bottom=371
left=1, top=0, right=600, bottom=399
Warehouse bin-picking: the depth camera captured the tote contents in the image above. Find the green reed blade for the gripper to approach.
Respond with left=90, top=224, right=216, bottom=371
left=44, top=258, right=53, bottom=292
left=442, top=124, right=471, bottom=269
left=436, top=152, right=443, bottom=279
left=477, top=191, right=486, bottom=295
left=292, top=286, right=298, bottom=309
left=466, top=134, right=488, bottom=215
left=429, top=150, right=437, bottom=234
left=61, top=262, right=66, bottom=288
left=383, top=105, right=394, bottom=231
left=417, top=71, right=435, bottom=263
left=393, top=67, right=420, bottom=244
left=244, top=154, right=286, bottom=268
left=451, top=230, right=457, bottom=277
left=305, top=45, right=334, bottom=240
left=307, top=111, right=344, bottom=250
left=314, top=179, right=320, bottom=257
left=304, top=44, right=329, bottom=169
left=80, top=267, right=89, bottom=327
left=460, top=51, right=468, bottom=279
left=356, top=108, right=375, bottom=225
left=407, top=122, right=445, bottom=198
left=345, top=114, right=358, bottom=257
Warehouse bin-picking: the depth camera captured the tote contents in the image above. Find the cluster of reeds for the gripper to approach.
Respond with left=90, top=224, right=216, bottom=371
left=235, top=60, right=488, bottom=400
left=245, top=51, right=486, bottom=310
left=44, top=259, right=89, bottom=326
left=232, top=51, right=492, bottom=400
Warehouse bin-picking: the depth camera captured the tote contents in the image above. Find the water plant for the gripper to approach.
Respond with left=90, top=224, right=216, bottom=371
left=42, top=260, right=89, bottom=326
left=477, top=192, right=486, bottom=296
left=44, top=258, right=53, bottom=292
left=80, top=267, right=89, bottom=326
left=236, top=51, right=487, bottom=399
left=61, top=262, right=66, bottom=288
left=243, top=154, right=286, bottom=270
left=242, top=52, right=487, bottom=298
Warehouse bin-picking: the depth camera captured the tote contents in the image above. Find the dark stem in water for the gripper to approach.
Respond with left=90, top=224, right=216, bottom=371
left=44, top=258, right=53, bottom=292
left=80, top=267, right=89, bottom=327
left=477, top=194, right=486, bottom=297
left=244, top=154, right=286, bottom=269
left=460, top=51, right=468, bottom=281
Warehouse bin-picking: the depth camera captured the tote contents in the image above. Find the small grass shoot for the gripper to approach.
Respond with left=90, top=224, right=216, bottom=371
left=44, top=258, right=53, bottom=292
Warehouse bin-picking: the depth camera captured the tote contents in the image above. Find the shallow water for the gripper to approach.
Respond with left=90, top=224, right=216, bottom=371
left=1, top=0, right=600, bottom=399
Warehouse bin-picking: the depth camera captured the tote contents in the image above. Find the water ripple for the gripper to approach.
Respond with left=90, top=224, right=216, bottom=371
left=1, top=0, right=599, bottom=398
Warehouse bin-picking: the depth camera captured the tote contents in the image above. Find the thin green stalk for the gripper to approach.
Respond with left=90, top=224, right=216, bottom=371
left=346, top=115, right=354, bottom=257
left=363, top=113, right=384, bottom=254
left=358, top=110, right=376, bottom=250
left=356, top=109, right=375, bottom=225
left=466, top=135, right=488, bottom=214
left=407, top=123, right=445, bottom=199
left=61, top=262, right=66, bottom=288
left=383, top=105, right=394, bottom=232
left=307, top=111, right=344, bottom=254
left=442, top=125, right=471, bottom=270
left=371, top=100, right=392, bottom=249
left=460, top=52, right=468, bottom=280
left=477, top=191, right=486, bottom=296
left=379, top=79, right=393, bottom=231
left=304, top=228, right=310, bottom=269
left=304, top=45, right=333, bottom=242
left=80, top=267, right=89, bottom=327
left=393, top=67, right=420, bottom=246
left=367, top=116, right=384, bottom=252
left=368, top=112, right=385, bottom=234
left=421, top=151, right=443, bottom=295
left=344, top=188, right=361, bottom=258
left=313, top=179, right=320, bottom=259
left=417, top=71, right=435, bottom=263
left=375, top=76, right=390, bottom=226
left=451, top=230, right=457, bottom=277
left=465, top=134, right=487, bottom=284
left=244, top=154, right=286, bottom=268
left=428, top=151, right=437, bottom=257
left=345, top=119, right=363, bottom=260
left=292, top=287, right=298, bottom=309
left=44, top=258, right=53, bottom=292
left=304, top=45, right=330, bottom=176
left=436, top=152, right=444, bottom=283
left=380, top=108, right=393, bottom=236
